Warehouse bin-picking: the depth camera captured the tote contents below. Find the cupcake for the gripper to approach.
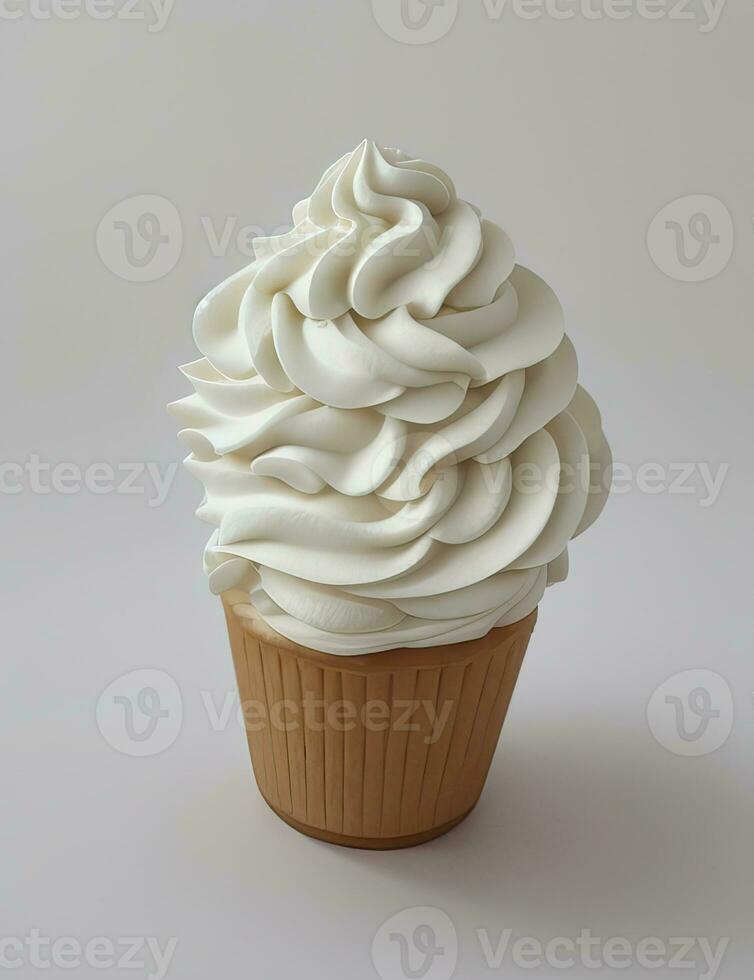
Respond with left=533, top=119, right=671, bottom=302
left=170, top=141, right=610, bottom=848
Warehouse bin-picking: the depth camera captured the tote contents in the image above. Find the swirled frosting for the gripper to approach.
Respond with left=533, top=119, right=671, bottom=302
left=170, top=141, right=611, bottom=654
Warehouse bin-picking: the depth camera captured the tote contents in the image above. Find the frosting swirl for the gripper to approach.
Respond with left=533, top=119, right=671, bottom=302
left=170, top=141, right=611, bottom=654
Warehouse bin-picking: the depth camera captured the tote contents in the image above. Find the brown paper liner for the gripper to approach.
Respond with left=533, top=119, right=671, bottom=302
left=222, top=591, right=537, bottom=850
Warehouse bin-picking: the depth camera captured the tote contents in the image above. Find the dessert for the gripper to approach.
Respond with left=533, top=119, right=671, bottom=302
left=170, top=141, right=611, bottom=847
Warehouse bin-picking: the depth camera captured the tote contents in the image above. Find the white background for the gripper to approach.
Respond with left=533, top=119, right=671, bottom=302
left=3, top=1, right=753, bottom=977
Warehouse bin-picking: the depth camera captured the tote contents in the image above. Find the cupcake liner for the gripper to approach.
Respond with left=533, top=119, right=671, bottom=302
left=223, top=592, right=536, bottom=850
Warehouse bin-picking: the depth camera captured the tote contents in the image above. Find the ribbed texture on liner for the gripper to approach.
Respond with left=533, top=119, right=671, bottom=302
left=224, top=601, right=535, bottom=843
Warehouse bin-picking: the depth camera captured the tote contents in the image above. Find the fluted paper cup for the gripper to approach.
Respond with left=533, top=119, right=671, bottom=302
left=222, top=591, right=537, bottom=850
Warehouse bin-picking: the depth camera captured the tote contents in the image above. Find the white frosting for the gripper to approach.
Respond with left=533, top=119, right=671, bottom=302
left=170, top=141, right=611, bottom=655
